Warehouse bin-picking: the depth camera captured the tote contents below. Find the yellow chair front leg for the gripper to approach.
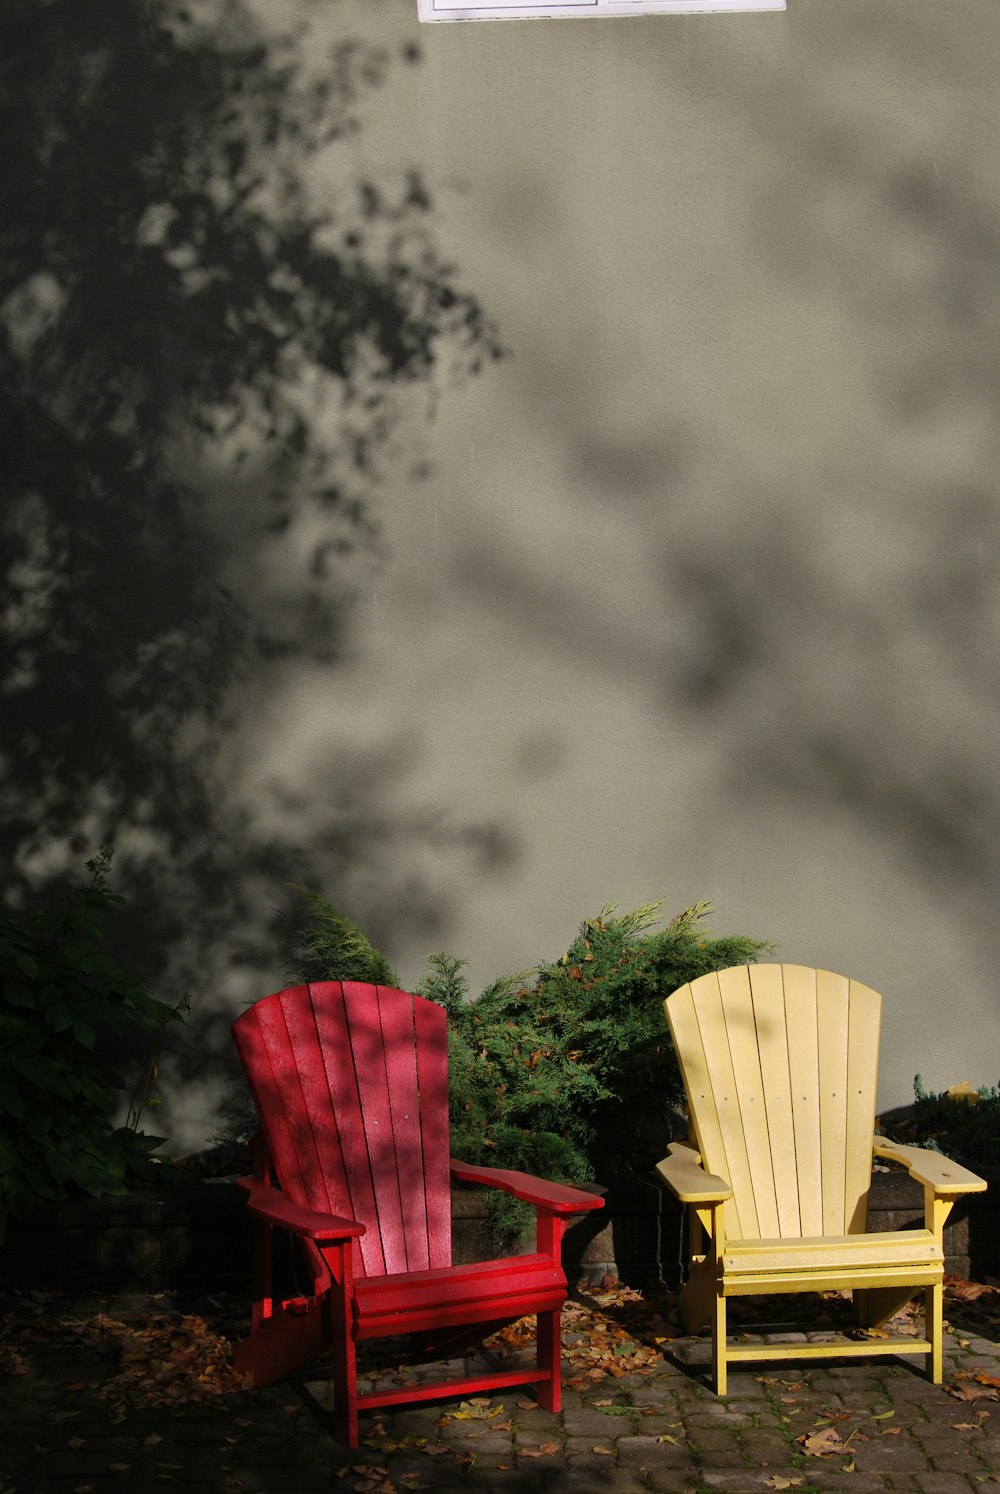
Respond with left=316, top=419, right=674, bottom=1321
left=925, top=1280, right=943, bottom=1384
left=711, top=1290, right=727, bottom=1396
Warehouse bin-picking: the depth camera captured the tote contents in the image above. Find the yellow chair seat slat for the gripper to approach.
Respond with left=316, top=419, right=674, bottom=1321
left=722, top=1230, right=942, bottom=1275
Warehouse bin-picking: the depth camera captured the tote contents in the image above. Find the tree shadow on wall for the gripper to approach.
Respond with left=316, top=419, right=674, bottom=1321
left=0, top=1, right=504, bottom=1029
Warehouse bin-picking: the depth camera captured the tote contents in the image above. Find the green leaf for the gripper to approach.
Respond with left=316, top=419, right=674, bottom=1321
left=13, top=951, right=39, bottom=980
left=2, top=980, right=36, bottom=1009
left=0, top=1084, right=25, bottom=1120
left=73, top=1021, right=96, bottom=1051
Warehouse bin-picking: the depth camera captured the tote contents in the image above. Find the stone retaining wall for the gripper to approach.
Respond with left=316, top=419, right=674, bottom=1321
left=1, top=1170, right=995, bottom=1295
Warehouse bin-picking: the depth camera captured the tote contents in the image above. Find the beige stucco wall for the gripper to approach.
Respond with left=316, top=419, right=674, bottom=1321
left=154, top=0, right=1000, bottom=1145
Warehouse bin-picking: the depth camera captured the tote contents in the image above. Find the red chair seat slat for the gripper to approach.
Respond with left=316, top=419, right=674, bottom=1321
left=353, top=1252, right=565, bottom=1322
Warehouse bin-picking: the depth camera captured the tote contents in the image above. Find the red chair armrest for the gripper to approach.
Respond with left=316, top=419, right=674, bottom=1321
left=235, top=1178, right=366, bottom=1241
left=449, top=1159, right=604, bottom=1214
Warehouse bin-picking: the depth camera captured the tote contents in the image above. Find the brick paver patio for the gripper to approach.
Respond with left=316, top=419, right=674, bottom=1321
left=2, top=1288, right=999, bottom=1493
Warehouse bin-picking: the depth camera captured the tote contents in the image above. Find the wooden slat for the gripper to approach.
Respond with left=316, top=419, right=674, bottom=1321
left=414, top=993, right=453, bottom=1270
left=718, top=967, right=779, bottom=1238
left=782, top=965, right=823, bottom=1237
left=725, top=1338, right=933, bottom=1362
left=314, top=983, right=386, bottom=1278
left=373, top=985, right=430, bottom=1273
left=358, top=1366, right=551, bottom=1410
left=353, top=1253, right=564, bottom=1318
left=689, top=975, right=758, bottom=1239
left=666, top=982, right=741, bottom=1231
left=356, top=1289, right=567, bottom=1340
left=280, top=985, right=347, bottom=1218
left=722, top=1229, right=940, bottom=1273
left=723, top=1264, right=941, bottom=1295
left=233, top=996, right=309, bottom=1202
left=844, top=978, right=881, bottom=1233
left=748, top=965, right=800, bottom=1237
left=251, top=989, right=331, bottom=1213
left=343, top=983, right=408, bottom=1275
left=816, top=969, right=850, bottom=1234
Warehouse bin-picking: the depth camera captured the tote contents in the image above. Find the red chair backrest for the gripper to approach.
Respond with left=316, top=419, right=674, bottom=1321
left=233, top=982, right=453, bottom=1278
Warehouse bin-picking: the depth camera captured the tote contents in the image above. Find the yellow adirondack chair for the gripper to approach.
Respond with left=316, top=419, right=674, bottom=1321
left=657, top=964, right=986, bottom=1393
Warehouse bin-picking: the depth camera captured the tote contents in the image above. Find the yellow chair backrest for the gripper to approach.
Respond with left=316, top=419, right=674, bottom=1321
left=665, top=964, right=882, bottom=1242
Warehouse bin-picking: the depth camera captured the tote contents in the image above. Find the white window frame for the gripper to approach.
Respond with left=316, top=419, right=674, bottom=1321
left=419, top=0, right=785, bottom=20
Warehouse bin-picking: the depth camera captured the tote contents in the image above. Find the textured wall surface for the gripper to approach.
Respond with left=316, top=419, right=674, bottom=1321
left=239, top=0, right=997, bottom=1120
left=6, top=0, right=999, bottom=1147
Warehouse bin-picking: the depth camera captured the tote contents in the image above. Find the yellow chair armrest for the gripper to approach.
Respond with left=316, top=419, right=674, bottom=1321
left=656, top=1141, right=733, bottom=1204
left=874, top=1136, right=987, bottom=1195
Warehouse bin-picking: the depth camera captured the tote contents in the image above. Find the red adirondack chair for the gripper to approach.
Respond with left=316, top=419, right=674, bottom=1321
left=230, top=980, right=604, bottom=1447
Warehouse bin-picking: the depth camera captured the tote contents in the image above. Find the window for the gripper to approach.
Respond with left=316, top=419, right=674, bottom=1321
left=419, top=0, right=785, bottom=20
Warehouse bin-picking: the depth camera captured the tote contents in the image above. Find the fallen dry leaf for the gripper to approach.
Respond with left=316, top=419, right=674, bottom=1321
left=442, top=1399, right=504, bottom=1423
left=519, top=1442, right=560, bottom=1458
left=798, top=1426, right=844, bottom=1457
left=948, top=1379, right=1000, bottom=1403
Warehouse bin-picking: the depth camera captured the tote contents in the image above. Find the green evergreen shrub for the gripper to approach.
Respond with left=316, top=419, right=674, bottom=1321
left=283, top=885, right=401, bottom=988
left=0, top=850, right=188, bottom=1242
left=279, top=892, right=771, bottom=1243
left=428, top=901, right=771, bottom=1207
left=879, top=1075, right=1000, bottom=1169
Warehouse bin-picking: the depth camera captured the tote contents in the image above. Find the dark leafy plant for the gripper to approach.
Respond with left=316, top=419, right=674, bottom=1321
left=0, top=849, right=187, bottom=1241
